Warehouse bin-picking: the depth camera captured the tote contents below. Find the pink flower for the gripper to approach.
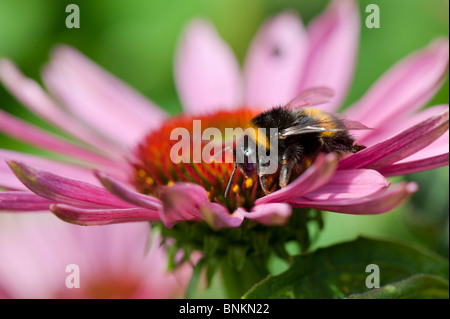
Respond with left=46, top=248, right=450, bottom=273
left=0, top=214, right=192, bottom=298
left=0, top=0, right=448, bottom=230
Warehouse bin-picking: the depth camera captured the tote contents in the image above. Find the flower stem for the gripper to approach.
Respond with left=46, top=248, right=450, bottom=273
left=220, top=256, right=269, bottom=299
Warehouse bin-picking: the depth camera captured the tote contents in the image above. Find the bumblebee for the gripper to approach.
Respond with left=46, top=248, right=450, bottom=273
left=225, top=87, right=370, bottom=197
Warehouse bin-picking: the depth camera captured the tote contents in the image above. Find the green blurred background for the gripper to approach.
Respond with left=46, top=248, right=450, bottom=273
left=0, top=0, right=449, bottom=297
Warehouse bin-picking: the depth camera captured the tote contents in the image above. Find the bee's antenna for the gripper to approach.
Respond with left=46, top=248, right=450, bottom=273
left=224, top=162, right=237, bottom=198
left=211, top=146, right=233, bottom=162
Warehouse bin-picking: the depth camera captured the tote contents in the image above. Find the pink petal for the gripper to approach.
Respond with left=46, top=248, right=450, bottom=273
left=0, top=108, right=123, bottom=170
left=7, top=161, right=134, bottom=209
left=174, top=19, right=242, bottom=114
left=95, top=170, right=162, bottom=211
left=255, top=153, right=338, bottom=205
left=339, top=110, right=449, bottom=170
left=0, top=149, right=105, bottom=187
left=42, top=46, right=167, bottom=148
left=378, top=153, right=449, bottom=177
left=0, top=59, right=125, bottom=158
left=0, top=191, right=54, bottom=212
left=301, top=169, right=389, bottom=201
left=0, top=214, right=189, bottom=298
left=158, top=182, right=208, bottom=228
left=199, top=202, right=244, bottom=230
left=0, top=165, right=27, bottom=190
left=0, top=214, right=72, bottom=298
left=345, top=38, right=449, bottom=129
left=354, top=105, right=449, bottom=170
left=397, top=130, right=449, bottom=163
left=242, top=203, right=292, bottom=226
left=290, top=182, right=418, bottom=215
left=298, top=0, right=360, bottom=112
left=50, top=204, right=160, bottom=226
left=284, top=87, right=335, bottom=109
left=358, top=104, right=449, bottom=147
left=244, top=12, right=308, bottom=108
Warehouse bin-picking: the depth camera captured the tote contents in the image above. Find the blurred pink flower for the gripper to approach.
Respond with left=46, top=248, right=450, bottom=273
left=0, top=0, right=448, bottom=229
left=0, top=214, right=192, bottom=298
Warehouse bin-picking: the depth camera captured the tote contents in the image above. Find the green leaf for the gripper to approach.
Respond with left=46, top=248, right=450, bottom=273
left=347, top=274, right=449, bottom=299
left=243, top=237, right=449, bottom=299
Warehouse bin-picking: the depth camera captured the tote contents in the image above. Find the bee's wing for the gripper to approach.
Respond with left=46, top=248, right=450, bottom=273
left=334, top=113, right=374, bottom=131
left=279, top=125, right=345, bottom=138
left=285, top=87, right=335, bottom=109
left=279, top=116, right=373, bottom=139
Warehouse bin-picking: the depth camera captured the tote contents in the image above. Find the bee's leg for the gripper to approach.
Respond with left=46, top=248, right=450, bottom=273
left=259, top=175, right=270, bottom=195
left=279, top=163, right=294, bottom=188
left=279, top=144, right=304, bottom=188
left=256, top=157, right=271, bottom=195
left=351, top=142, right=366, bottom=153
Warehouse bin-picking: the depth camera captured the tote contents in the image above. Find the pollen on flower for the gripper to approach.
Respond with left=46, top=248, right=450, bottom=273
left=131, top=109, right=266, bottom=211
left=137, top=169, right=147, bottom=178
left=145, top=176, right=154, bottom=186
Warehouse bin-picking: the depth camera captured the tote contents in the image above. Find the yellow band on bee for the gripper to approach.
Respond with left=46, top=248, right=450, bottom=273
left=302, top=107, right=338, bottom=137
left=246, top=123, right=270, bottom=149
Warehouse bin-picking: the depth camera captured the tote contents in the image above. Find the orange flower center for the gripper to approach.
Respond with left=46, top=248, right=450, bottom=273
left=131, top=108, right=267, bottom=211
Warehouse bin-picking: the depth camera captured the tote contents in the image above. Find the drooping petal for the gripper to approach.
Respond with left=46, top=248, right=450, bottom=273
left=174, top=19, right=242, bottom=114
left=159, top=182, right=209, bottom=228
left=95, top=170, right=162, bottom=211
left=7, top=161, right=134, bottom=209
left=339, top=110, right=449, bottom=170
left=0, top=59, right=125, bottom=158
left=256, top=153, right=338, bottom=205
left=290, top=182, right=418, bottom=215
left=0, top=149, right=104, bottom=187
left=50, top=204, right=160, bottom=226
left=0, top=191, right=54, bottom=212
left=244, top=12, right=308, bottom=108
left=241, top=203, right=292, bottom=226
left=378, top=153, right=449, bottom=177
left=301, top=169, right=389, bottom=201
left=0, top=108, right=123, bottom=170
left=42, top=46, right=167, bottom=148
left=345, top=38, right=449, bottom=129
left=298, top=0, right=360, bottom=112
left=0, top=162, right=28, bottom=190
left=200, top=202, right=244, bottom=230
